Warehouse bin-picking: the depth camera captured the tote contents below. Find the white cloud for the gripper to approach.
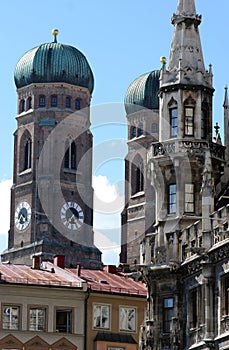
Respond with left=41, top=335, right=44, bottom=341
left=93, top=175, right=124, bottom=265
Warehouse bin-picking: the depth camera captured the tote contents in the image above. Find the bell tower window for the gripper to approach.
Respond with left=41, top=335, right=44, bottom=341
left=66, top=97, right=71, bottom=108
left=39, top=95, right=45, bottom=107
left=28, top=97, right=32, bottom=110
left=51, top=95, right=57, bottom=107
left=20, top=99, right=25, bottom=113
left=64, top=139, right=77, bottom=170
left=138, top=124, right=143, bottom=136
left=24, top=138, right=32, bottom=170
left=170, top=108, right=178, bottom=137
left=75, top=99, right=81, bottom=110
left=184, top=107, right=194, bottom=136
left=131, top=156, right=144, bottom=195
left=131, top=126, right=137, bottom=138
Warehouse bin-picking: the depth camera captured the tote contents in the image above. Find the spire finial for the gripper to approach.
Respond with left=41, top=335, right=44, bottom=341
left=214, top=122, right=222, bottom=145
left=223, top=85, right=229, bottom=108
left=52, top=28, right=59, bottom=43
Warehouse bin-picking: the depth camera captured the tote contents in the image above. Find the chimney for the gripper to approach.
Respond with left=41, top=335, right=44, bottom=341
left=104, top=265, right=117, bottom=274
left=76, top=264, right=81, bottom=277
left=32, top=255, right=41, bottom=270
left=54, top=255, right=65, bottom=269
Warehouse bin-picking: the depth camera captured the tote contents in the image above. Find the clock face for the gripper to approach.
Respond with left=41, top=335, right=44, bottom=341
left=15, top=201, right=32, bottom=231
left=60, top=202, right=84, bottom=230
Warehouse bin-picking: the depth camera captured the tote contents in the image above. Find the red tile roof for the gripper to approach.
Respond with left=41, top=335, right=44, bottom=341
left=0, top=262, right=85, bottom=288
left=67, top=266, right=147, bottom=296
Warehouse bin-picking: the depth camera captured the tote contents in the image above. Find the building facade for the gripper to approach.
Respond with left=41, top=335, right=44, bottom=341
left=0, top=260, right=147, bottom=350
left=122, top=0, right=229, bottom=349
left=70, top=265, right=146, bottom=350
left=0, top=260, right=87, bottom=350
left=1, top=30, right=101, bottom=268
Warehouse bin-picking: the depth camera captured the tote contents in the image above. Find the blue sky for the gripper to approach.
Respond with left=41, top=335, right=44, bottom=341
left=0, top=0, right=229, bottom=264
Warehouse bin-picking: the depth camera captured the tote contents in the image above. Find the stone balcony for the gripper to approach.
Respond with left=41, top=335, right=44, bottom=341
left=150, top=139, right=225, bottom=161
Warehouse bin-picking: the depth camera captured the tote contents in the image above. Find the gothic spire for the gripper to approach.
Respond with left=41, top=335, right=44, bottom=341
left=176, top=0, right=197, bottom=16
left=223, top=86, right=229, bottom=108
left=165, top=0, right=212, bottom=87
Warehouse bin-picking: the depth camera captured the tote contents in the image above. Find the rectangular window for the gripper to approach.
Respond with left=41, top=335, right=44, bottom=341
left=39, top=96, right=45, bottom=107
left=185, top=184, right=195, bottom=213
left=170, top=108, right=178, bottom=137
left=184, top=107, right=194, bottom=136
left=163, top=298, right=174, bottom=333
left=29, top=307, right=46, bottom=331
left=2, top=306, right=20, bottom=330
left=169, top=184, right=176, bottom=214
left=56, top=309, right=72, bottom=333
left=119, top=307, right=136, bottom=332
left=190, top=289, right=198, bottom=328
left=93, top=304, right=110, bottom=329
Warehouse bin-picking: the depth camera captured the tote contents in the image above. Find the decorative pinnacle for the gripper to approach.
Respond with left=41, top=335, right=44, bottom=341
left=214, top=122, right=220, bottom=135
left=160, top=56, right=166, bottom=65
left=52, top=28, right=59, bottom=43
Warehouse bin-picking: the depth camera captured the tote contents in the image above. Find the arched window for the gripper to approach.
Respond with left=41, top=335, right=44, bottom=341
left=24, top=137, right=32, bottom=170
left=168, top=98, right=178, bottom=138
left=28, top=97, right=32, bottom=110
left=66, top=96, right=71, bottom=108
left=20, top=99, right=25, bottom=113
left=64, top=139, right=77, bottom=170
left=39, top=95, right=45, bottom=107
left=201, top=100, right=208, bottom=139
left=131, top=156, right=144, bottom=195
left=20, top=131, right=32, bottom=172
left=184, top=96, right=195, bottom=136
left=51, top=95, right=57, bottom=107
left=138, top=124, right=144, bottom=136
left=131, top=126, right=137, bottom=138
left=75, top=99, right=81, bottom=110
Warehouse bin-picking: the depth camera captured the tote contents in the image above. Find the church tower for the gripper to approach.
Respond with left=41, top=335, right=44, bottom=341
left=120, top=70, right=160, bottom=265
left=1, top=30, right=101, bottom=268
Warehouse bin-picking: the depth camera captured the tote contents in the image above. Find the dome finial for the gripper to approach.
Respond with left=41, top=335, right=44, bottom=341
left=52, top=28, right=59, bottom=43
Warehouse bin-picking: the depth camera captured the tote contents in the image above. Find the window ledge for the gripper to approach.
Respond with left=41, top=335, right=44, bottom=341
left=131, top=191, right=145, bottom=199
left=19, top=168, right=32, bottom=176
left=64, top=168, right=77, bottom=174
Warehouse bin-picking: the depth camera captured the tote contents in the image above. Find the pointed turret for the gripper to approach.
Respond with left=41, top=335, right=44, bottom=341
left=223, top=87, right=229, bottom=181
left=161, top=0, right=212, bottom=88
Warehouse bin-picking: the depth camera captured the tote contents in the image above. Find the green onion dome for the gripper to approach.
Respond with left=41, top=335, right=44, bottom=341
left=124, top=70, right=160, bottom=114
left=14, top=30, right=94, bottom=93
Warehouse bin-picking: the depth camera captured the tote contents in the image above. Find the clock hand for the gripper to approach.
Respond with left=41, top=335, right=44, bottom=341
left=18, top=213, right=26, bottom=222
left=68, top=214, right=78, bottom=224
